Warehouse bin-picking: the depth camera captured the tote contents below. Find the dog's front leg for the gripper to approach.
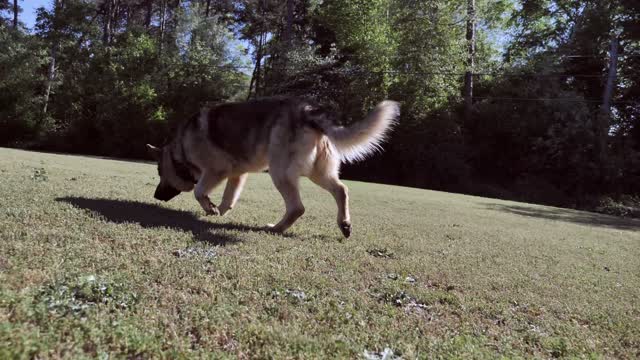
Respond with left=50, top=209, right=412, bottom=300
left=194, top=171, right=226, bottom=215
left=218, top=173, right=248, bottom=216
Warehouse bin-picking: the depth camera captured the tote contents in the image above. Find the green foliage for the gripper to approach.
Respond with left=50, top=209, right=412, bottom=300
left=9, top=2, right=249, bottom=157
left=0, top=28, right=47, bottom=144
left=0, top=0, right=639, bottom=201
left=35, top=275, right=138, bottom=318
left=31, top=167, right=47, bottom=182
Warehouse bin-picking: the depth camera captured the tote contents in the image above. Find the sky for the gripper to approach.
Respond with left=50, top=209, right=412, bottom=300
left=20, top=0, right=51, bottom=30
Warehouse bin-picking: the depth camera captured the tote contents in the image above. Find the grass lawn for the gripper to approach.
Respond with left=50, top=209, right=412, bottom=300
left=1, top=147, right=639, bottom=359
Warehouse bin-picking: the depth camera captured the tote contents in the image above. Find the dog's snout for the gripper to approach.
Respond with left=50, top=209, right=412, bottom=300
left=154, top=184, right=180, bottom=202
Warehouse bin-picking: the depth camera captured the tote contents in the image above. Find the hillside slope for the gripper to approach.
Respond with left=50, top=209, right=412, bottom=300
left=1, top=148, right=639, bottom=358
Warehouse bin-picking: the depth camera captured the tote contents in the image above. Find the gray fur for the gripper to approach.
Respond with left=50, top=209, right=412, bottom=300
left=147, top=96, right=400, bottom=237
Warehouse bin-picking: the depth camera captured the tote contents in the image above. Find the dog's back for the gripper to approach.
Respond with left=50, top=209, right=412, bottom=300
left=205, top=98, right=286, bottom=162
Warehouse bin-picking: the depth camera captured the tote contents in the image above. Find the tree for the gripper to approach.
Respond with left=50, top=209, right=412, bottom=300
left=464, top=0, right=476, bottom=123
left=1, top=0, right=638, bottom=202
left=12, top=0, right=17, bottom=28
left=41, top=0, right=64, bottom=115
left=0, top=27, right=47, bottom=144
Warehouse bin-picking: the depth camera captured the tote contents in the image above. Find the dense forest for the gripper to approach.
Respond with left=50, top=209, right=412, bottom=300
left=1, top=0, right=639, bottom=211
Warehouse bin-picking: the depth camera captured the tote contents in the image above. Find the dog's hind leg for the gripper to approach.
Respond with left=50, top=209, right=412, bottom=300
left=218, top=173, right=248, bottom=216
left=310, top=174, right=351, bottom=238
left=309, top=151, right=351, bottom=238
left=194, top=171, right=227, bottom=216
left=268, top=172, right=305, bottom=234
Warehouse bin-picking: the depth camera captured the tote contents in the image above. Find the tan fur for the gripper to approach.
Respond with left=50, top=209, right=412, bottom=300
left=147, top=97, right=399, bottom=237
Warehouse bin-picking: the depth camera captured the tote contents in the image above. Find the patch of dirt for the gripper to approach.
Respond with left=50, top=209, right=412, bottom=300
left=271, top=288, right=308, bottom=304
left=173, top=247, right=217, bottom=260
left=363, top=347, right=402, bottom=360
left=367, top=248, right=394, bottom=259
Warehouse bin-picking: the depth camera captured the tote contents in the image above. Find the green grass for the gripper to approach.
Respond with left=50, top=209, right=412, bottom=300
left=1, top=147, right=639, bottom=359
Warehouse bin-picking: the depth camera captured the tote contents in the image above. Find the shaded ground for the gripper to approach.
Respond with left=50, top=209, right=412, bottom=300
left=484, top=203, right=640, bottom=232
left=56, top=197, right=265, bottom=244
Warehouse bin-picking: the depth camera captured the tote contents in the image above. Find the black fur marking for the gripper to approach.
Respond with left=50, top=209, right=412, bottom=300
left=185, top=113, right=199, bottom=130
left=179, top=141, right=199, bottom=179
left=170, top=150, right=197, bottom=184
left=202, top=98, right=332, bottom=163
left=207, top=101, right=281, bottom=161
left=155, top=184, right=180, bottom=201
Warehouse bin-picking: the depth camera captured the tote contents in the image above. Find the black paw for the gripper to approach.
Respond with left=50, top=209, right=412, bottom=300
left=339, top=221, right=352, bottom=238
left=204, top=201, right=220, bottom=216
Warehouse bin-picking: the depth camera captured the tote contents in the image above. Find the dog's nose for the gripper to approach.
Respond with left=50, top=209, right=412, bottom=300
left=154, top=185, right=180, bottom=202
left=153, top=191, right=165, bottom=201
left=153, top=187, right=163, bottom=200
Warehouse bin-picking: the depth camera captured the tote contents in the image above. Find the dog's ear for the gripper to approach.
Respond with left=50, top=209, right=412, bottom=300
left=146, top=144, right=162, bottom=161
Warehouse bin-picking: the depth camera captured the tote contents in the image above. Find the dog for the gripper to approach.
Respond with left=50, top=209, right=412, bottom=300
left=146, top=97, right=399, bottom=238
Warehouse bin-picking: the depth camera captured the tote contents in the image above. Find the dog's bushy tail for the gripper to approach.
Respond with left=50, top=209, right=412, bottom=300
left=317, top=101, right=400, bottom=163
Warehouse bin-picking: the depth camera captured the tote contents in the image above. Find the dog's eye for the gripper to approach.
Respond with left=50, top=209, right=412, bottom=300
left=304, top=106, right=324, bottom=117
left=304, top=105, right=320, bottom=114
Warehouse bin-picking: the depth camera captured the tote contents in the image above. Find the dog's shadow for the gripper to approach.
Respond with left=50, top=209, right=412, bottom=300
left=56, top=197, right=267, bottom=245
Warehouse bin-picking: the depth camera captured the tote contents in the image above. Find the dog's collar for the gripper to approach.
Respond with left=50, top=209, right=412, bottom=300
left=170, top=145, right=198, bottom=184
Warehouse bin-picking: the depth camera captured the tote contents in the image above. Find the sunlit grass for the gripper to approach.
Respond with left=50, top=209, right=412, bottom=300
left=1, top=148, right=639, bottom=358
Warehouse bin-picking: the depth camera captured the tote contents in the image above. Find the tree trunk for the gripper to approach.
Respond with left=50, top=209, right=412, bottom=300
left=171, top=0, right=182, bottom=33
left=463, top=0, right=475, bottom=123
left=598, top=35, right=618, bottom=180
left=124, top=2, right=131, bottom=31
left=144, top=0, right=152, bottom=28
left=43, top=46, right=57, bottom=115
left=103, top=0, right=116, bottom=45
left=13, top=0, right=18, bottom=29
left=285, top=0, right=293, bottom=47
left=247, top=32, right=265, bottom=100
left=205, top=0, right=211, bottom=18
left=159, top=0, right=167, bottom=54
left=43, top=0, right=64, bottom=115
left=601, top=36, right=618, bottom=117
left=102, top=0, right=110, bottom=45
left=166, top=0, right=181, bottom=53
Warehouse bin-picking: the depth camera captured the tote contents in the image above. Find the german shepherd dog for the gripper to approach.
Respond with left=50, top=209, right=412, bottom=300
left=146, top=97, right=399, bottom=238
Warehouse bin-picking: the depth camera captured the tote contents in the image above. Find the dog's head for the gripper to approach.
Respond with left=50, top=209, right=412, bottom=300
left=146, top=144, right=195, bottom=202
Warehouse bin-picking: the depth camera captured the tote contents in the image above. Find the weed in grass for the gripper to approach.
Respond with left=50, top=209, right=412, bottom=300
left=363, top=347, right=401, bottom=360
left=271, top=288, right=309, bottom=304
left=173, top=247, right=217, bottom=260
left=284, top=289, right=307, bottom=302
left=35, top=275, right=138, bottom=317
left=367, top=247, right=394, bottom=258
left=542, top=336, right=571, bottom=358
left=31, top=167, right=47, bottom=181
left=376, top=290, right=419, bottom=307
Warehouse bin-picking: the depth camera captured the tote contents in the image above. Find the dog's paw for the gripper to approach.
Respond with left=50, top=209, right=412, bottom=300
left=205, top=206, right=220, bottom=216
left=339, top=221, right=352, bottom=238
left=218, top=205, right=233, bottom=216
left=202, top=198, right=220, bottom=216
left=265, top=224, right=284, bottom=233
